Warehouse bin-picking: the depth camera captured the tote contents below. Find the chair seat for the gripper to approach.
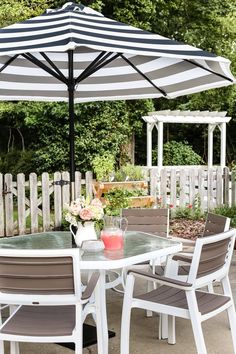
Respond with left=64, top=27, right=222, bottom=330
left=136, top=285, right=230, bottom=315
left=0, top=305, right=75, bottom=337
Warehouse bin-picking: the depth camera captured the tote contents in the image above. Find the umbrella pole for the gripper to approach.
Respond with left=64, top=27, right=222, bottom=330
left=68, top=49, right=75, bottom=200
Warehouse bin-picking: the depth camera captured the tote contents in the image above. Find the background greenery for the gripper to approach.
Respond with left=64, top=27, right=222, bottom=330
left=0, top=0, right=235, bottom=176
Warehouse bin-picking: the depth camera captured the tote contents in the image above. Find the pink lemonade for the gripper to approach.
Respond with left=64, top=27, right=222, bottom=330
left=101, top=229, right=124, bottom=250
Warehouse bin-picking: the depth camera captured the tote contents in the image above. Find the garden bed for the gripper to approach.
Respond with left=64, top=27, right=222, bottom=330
left=169, top=218, right=205, bottom=241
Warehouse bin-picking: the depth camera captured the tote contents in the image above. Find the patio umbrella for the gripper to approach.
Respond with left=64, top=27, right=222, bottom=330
left=0, top=2, right=235, bottom=195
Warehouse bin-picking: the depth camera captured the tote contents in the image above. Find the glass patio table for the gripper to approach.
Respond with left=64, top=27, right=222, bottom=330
left=0, top=231, right=182, bottom=354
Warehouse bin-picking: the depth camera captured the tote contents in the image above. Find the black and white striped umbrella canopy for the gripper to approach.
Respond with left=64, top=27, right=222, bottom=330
left=0, top=2, right=235, bottom=187
left=0, top=2, right=235, bottom=103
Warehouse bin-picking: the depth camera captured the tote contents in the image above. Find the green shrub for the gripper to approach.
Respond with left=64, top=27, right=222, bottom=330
left=152, top=141, right=204, bottom=166
left=91, top=152, right=115, bottom=181
left=172, top=203, right=204, bottom=220
left=0, top=149, right=34, bottom=177
left=103, top=187, right=131, bottom=216
left=115, top=164, right=144, bottom=181
left=212, top=206, right=236, bottom=227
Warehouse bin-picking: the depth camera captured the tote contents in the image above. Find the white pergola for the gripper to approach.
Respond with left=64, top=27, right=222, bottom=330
left=142, top=110, right=231, bottom=169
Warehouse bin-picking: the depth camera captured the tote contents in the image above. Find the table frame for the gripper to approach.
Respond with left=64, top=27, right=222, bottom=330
left=0, top=231, right=182, bottom=354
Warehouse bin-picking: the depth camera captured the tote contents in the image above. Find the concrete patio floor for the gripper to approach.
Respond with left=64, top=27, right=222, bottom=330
left=2, top=253, right=236, bottom=354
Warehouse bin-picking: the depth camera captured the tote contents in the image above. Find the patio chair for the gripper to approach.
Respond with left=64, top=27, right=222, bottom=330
left=120, top=229, right=236, bottom=354
left=156, top=212, right=231, bottom=276
left=155, top=212, right=231, bottom=340
left=170, top=212, right=230, bottom=272
left=0, top=248, right=104, bottom=354
left=119, top=208, right=169, bottom=298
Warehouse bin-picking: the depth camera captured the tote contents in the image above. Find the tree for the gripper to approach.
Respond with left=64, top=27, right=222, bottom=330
left=0, top=0, right=235, bottom=174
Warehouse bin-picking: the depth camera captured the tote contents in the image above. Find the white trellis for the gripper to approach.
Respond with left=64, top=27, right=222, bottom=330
left=142, top=110, right=231, bottom=169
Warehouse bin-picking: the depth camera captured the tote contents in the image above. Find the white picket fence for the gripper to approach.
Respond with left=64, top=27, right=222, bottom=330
left=150, top=166, right=236, bottom=210
left=0, top=167, right=235, bottom=237
left=0, top=171, right=93, bottom=237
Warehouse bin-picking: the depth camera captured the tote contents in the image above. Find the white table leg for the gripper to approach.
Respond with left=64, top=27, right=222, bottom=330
left=96, top=270, right=108, bottom=354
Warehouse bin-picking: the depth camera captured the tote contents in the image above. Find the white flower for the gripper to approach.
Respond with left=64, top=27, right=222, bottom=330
left=64, top=196, right=105, bottom=224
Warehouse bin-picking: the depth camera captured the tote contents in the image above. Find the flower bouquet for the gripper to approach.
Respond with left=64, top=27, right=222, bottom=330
left=64, top=196, right=105, bottom=247
left=64, top=196, right=104, bottom=225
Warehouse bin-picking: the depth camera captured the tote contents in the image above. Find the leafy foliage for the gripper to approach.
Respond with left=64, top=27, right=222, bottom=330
left=114, top=164, right=144, bottom=181
left=213, top=206, right=236, bottom=227
left=152, top=141, right=204, bottom=166
left=91, top=152, right=115, bottom=181
left=0, top=0, right=235, bottom=174
left=103, top=188, right=131, bottom=216
left=0, top=149, right=34, bottom=177
left=0, top=0, right=52, bottom=27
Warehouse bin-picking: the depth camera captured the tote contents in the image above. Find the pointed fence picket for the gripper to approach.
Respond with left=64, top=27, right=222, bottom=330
left=0, top=167, right=235, bottom=237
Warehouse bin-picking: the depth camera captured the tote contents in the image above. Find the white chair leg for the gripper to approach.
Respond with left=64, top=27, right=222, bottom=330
left=186, top=292, right=207, bottom=354
left=221, top=276, right=234, bottom=329
left=75, top=303, right=83, bottom=354
left=161, top=314, right=168, bottom=339
left=226, top=303, right=236, bottom=352
left=120, top=274, right=135, bottom=354
left=167, top=315, right=176, bottom=344
left=146, top=279, right=153, bottom=317
left=75, top=340, right=83, bottom=354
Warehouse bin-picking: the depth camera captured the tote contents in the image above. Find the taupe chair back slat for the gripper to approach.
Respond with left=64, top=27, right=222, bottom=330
left=196, top=238, right=231, bottom=278
left=187, top=230, right=235, bottom=283
left=122, top=208, right=169, bottom=237
left=0, top=256, right=74, bottom=294
left=203, top=213, right=230, bottom=237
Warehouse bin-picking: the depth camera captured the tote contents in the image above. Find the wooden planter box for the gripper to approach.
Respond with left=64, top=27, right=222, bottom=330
left=129, top=196, right=155, bottom=208
left=93, top=181, right=148, bottom=199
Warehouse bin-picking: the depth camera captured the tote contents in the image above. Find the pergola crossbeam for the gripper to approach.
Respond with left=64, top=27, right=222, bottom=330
left=142, top=110, right=231, bottom=169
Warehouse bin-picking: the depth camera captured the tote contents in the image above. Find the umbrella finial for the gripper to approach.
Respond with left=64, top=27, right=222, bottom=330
left=46, top=2, right=104, bottom=17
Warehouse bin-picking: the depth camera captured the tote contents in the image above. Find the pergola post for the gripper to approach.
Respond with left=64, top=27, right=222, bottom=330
left=157, top=121, right=163, bottom=170
left=219, top=123, right=226, bottom=167
left=147, top=123, right=153, bottom=167
left=208, top=124, right=216, bottom=168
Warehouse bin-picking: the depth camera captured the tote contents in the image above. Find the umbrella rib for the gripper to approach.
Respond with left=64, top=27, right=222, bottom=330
left=40, top=52, right=67, bottom=82
left=120, top=54, right=167, bottom=97
left=0, top=54, right=19, bottom=73
left=22, top=53, right=67, bottom=84
left=76, top=53, right=120, bottom=84
left=185, top=59, right=234, bottom=82
left=75, top=51, right=113, bottom=84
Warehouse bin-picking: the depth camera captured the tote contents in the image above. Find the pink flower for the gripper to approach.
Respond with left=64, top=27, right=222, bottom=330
left=188, top=204, right=193, bottom=209
left=79, top=208, right=94, bottom=221
left=169, top=204, right=174, bottom=209
left=91, top=198, right=103, bottom=208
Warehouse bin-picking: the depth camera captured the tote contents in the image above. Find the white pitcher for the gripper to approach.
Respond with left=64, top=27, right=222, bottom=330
left=70, top=221, right=97, bottom=247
